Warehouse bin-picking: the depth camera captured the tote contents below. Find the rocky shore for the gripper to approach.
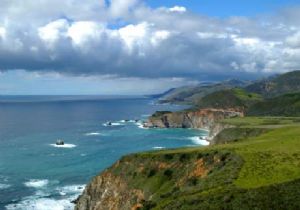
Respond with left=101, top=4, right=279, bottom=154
left=144, top=108, right=243, bottom=140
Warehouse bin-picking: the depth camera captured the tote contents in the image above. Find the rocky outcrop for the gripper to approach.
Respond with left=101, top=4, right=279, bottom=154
left=145, top=108, right=243, bottom=139
left=75, top=150, right=239, bottom=210
left=75, top=164, right=144, bottom=210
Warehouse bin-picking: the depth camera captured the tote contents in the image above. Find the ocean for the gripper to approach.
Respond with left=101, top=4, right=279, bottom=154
left=0, top=96, right=208, bottom=210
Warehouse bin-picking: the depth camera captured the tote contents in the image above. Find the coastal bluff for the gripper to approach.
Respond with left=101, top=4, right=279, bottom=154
left=145, top=108, right=243, bottom=138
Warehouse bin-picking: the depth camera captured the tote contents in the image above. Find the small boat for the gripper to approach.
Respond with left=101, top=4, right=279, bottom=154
left=56, top=139, right=65, bottom=145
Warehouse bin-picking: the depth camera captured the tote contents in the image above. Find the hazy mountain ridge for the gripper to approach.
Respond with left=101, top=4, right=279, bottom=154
left=157, top=71, right=300, bottom=117
left=157, top=79, right=250, bottom=105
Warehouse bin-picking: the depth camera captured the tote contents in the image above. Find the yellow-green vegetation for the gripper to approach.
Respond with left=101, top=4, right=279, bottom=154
left=247, top=92, right=300, bottom=116
left=233, top=88, right=263, bottom=101
left=221, top=116, right=300, bottom=127
left=228, top=126, right=300, bottom=188
left=107, top=117, right=300, bottom=209
left=195, top=88, right=262, bottom=110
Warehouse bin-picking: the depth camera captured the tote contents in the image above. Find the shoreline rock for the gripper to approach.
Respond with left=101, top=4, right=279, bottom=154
left=144, top=108, right=243, bottom=140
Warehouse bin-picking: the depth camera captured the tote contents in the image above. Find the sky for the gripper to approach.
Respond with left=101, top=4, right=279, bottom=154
left=1, top=0, right=300, bottom=95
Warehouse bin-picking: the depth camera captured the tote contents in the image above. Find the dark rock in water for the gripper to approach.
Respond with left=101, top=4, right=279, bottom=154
left=56, top=140, right=64, bottom=145
left=125, top=119, right=130, bottom=122
left=135, top=119, right=139, bottom=122
left=107, top=122, right=112, bottom=126
left=72, top=196, right=80, bottom=204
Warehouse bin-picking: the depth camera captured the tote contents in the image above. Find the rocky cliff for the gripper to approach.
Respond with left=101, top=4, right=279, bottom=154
left=145, top=108, right=243, bottom=139
left=75, top=150, right=242, bottom=210
left=75, top=165, right=145, bottom=210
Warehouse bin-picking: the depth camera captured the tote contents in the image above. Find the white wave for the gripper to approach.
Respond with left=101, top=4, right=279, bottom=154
left=6, top=197, right=75, bottom=210
left=153, top=146, right=166, bottom=150
left=0, top=183, right=11, bottom=189
left=57, top=185, right=85, bottom=196
left=135, top=122, right=148, bottom=129
left=50, top=144, right=77, bottom=148
left=189, top=136, right=210, bottom=146
left=102, top=122, right=123, bottom=126
left=6, top=184, right=85, bottom=210
left=85, top=132, right=102, bottom=136
left=24, top=179, right=49, bottom=188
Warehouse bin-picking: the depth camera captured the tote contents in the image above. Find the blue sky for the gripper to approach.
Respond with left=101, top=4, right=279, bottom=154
left=1, top=0, right=300, bottom=95
left=147, top=0, right=300, bottom=17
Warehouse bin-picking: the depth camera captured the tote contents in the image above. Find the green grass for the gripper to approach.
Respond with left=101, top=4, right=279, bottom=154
left=221, top=116, right=300, bottom=127
left=85, top=117, right=300, bottom=209
left=233, top=88, right=263, bottom=101
left=247, top=92, right=300, bottom=117
left=231, top=126, right=300, bottom=188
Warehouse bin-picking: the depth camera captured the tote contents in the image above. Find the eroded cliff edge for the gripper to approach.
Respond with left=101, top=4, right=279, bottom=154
left=75, top=109, right=245, bottom=210
left=75, top=149, right=243, bottom=210
left=144, top=108, right=243, bottom=140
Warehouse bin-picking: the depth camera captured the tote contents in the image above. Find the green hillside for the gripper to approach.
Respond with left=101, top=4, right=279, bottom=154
left=247, top=93, right=300, bottom=117
left=159, top=80, right=248, bottom=105
left=246, top=70, right=300, bottom=97
left=91, top=117, right=300, bottom=210
left=195, top=88, right=262, bottom=111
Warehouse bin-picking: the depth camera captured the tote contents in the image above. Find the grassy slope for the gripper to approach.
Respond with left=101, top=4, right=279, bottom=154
left=159, top=80, right=248, bottom=105
left=195, top=88, right=262, bottom=110
left=247, top=93, right=300, bottom=117
left=108, top=117, right=300, bottom=209
left=245, top=70, right=300, bottom=97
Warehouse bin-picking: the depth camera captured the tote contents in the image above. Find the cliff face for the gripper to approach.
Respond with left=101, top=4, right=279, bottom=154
left=145, top=108, right=243, bottom=138
left=75, top=150, right=242, bottom=210
left=75, top=163, right=145, bottom=210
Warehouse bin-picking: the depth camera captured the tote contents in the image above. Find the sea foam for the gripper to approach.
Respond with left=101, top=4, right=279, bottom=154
left=85, top=132, right=102, bottom=136
left=0, top=183, right=11, bottom=189
left=189, top=136, right=210, bottom=146
left=24, top=179, right=49, bottom=188
left=6, top=197, right=74, bottom=210
left=49, top=144, right=77, bottom=148
left=7, top=183, right=85, bottom=210
left=102, top=122, right=123, bottom=126
left=153, top=146, right=166, bottom=150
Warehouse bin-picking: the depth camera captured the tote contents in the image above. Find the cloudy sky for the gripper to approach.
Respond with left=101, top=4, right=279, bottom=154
left=1, top=0, right=300, bottom=95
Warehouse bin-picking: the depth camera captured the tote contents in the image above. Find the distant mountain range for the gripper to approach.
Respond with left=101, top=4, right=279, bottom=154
left=155, top=70, right=300, bottom=117
left=156, top=79, right=250, bottom=105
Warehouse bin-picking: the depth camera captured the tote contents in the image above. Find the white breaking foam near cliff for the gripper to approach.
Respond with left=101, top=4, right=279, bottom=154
left=50, top=144, right=77, bottom=148
left=6, top=183, right=85, bottom=210
left=6, top=198, right=74, bottom=210
left=135, top=121, right=148, bottom=129
left=189, top=136, right=210, bottom=146
left=102, top=122, right=123, bottom=126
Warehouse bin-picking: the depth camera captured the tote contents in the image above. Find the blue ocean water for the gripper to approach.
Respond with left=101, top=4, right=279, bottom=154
left=0, top=96, right=208, bottom=210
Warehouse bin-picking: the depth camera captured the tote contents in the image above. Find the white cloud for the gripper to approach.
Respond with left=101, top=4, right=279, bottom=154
left=151, top=30, right=170, bottom=45
left=109, top=0, right=139, bottom=18
left=1, top=0, right=300, bottom=80
left=286, top=31, right=300, bottom=48
left=197, top=32, right=229, bottom=39
left=169, top=6, right=187, bottom=13
left=38, top=19, right=69, bottom=46
left=0, top=27, right=6, bottom=39
left=67, top=21, right=104, bottom=45
left=117, top=22, right=148, bottom=50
